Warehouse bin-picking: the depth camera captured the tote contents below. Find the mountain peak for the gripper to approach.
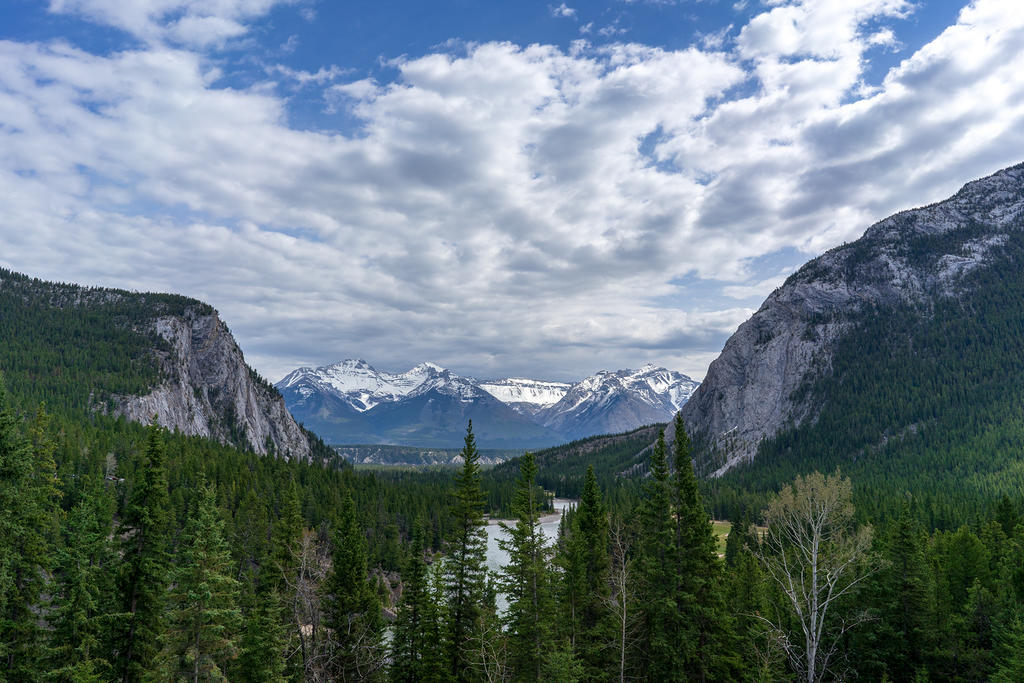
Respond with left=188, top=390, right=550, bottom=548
left=681, top=161, right=1024, bottom=476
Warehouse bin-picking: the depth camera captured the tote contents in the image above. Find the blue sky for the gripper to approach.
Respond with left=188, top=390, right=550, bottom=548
left=1, top=0, right=1021, bottom=382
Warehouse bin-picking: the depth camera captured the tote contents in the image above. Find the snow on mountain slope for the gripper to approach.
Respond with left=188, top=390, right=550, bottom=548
left=276, top=359, right=699, bottom=447
left=278, top=359, right=445, bottom=411
left=477, top=378, right=571, bottom=406
left=538, top=365, right=699, bottom=441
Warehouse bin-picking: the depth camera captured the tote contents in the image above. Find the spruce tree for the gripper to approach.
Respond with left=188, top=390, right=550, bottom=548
left=0, top=396, right=61, bottom=680
left=266, top=479, right=304, bottom=680
left=499, top=452, right=556, bottom=680
left=111, top=421, right=171, bottom=683
left=390, top=521, right=439, bottom=683
left=234, top=586, right=287, bottom=683
left=161, top=482, right=242, bottom=682
left=47, top=476, right=117, bottom=682
left=446, top=421, right=488, bottom=682
left=861, top=506, right=935, bottom=681
left=992, top=612, right=1024, bottom=683
left=566, top=466, right=612, bottom=681
left=422, top=559, right=452, bottom=682
left=671, top=414, right=739, bottom=681
left=636, top=429, right=677, bottom=680
left=323, top=492, right=384, bottom=681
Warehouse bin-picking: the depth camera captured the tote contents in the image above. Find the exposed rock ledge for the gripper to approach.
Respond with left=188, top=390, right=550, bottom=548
left=114, top=311, right=311, bottom=460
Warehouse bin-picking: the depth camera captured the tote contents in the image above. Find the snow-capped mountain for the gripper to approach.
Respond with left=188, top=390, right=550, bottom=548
left=476, top=378, right=571, bottom=417
left=537, top=365, right=699, bottom=442
left=276, top=359, right=698, bottom=449
left=277, top=360, right=445, bottom=412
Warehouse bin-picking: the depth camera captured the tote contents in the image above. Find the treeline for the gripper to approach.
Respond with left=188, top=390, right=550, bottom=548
left=5, top=377, right=1024, bottom=680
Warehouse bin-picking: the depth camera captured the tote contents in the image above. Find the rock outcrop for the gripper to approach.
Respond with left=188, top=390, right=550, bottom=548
left=115, top=309, right=312, bottom=460
left=681, top=162, right=1024, bottom=475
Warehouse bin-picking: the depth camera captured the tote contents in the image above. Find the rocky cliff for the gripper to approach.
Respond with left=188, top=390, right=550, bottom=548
left=114, top=309, right=312, bottom=460
left=681, top=162, right=1024, bottom=475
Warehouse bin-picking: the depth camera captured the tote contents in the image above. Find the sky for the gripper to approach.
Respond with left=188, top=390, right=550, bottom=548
left=1, top=0, right=1022, bottom=383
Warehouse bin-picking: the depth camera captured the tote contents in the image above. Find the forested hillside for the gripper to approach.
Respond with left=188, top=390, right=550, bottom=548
left=705, top=223, right=1024, bottom=528
left=0, top=268, right=311, bottom=457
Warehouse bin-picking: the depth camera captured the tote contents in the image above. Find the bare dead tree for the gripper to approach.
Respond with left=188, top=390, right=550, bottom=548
left=470, top=611, right=510, bottom=683
left=605, top=517, right=640, bottom=683
left=281, top=528, right=332, bottom=682
left=755, top=471, right=876, bottom=683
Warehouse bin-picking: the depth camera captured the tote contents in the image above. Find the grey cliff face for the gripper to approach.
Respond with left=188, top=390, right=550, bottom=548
left=681, top=163, right=1024, bottom=475
left=115, top=311, right=312, bottom=460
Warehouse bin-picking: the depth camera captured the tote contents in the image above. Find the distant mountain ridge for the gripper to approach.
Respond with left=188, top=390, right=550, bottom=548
left=278, top=359, right=698, bottom=448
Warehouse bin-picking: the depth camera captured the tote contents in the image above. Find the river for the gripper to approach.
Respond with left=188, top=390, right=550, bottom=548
left=485, top=498, right=576, bottom=612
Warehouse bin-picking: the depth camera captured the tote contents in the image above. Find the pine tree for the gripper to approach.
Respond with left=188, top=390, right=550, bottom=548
left=47, top=476, right=117, bottom=682
left=671, top=414, right=739, bottom=681
left=636, top=429, right=677, bottom=680
left=390, top=521, right=440, bottom=683
left=860, top=506, right=935, bottom=681
left=422, top=559, right=452, bottom=682
left=234, top=586, right=287, bottom=683
left=267, top=479, right=304, bottom=680
left=111, top=421, right=172, bottom=683
left=161, top=482, right=242, bottom=682
left=323, top=492, right=384, bottom=681
left=499, top=452, right=556, bottom=680
left=564, top=466, right=611, bottom=681
left=0, top=398, right=61, bottom=681
left=991, top=612, right=1024, bottom=683
left=446, top=421, right=488, bottom=682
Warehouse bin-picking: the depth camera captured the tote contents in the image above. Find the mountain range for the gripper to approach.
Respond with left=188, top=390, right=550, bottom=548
left=277, top=360, right=698, bottom=448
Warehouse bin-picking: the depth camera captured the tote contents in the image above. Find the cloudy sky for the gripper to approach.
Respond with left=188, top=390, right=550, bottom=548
left=1, top=0, right=1022, bottom=383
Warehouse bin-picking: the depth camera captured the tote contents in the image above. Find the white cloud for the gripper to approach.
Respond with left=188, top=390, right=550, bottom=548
left=550, top=3, right=577, bottom=18
left=5, top=0, right=1024, bottom=382
left=721, top=270, right=794, bottom=299
left=47, top=0, right=294, bottom=47
left=267, top=63, right=350, bottom=86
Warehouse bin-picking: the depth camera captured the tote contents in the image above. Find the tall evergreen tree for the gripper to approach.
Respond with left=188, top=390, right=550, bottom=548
left=562, top=466, right=611, bottom=681
left=266, top=479, right=304, bottom=680
left=446, top=421, right=488, bottom=682
left=423, top=559, right=453, bottom=682
left=636, top=429, right=677, bottom=680
left=0, top=396, right=61, bottom=681
left=47, top=476, right=117, bottom=682
left=671, top=414, right=739, bottom=681
left=160, top=483, right=242, bottom=682
left=499, top=452, right=557, bottom=681
left=857, top=506, right=935, bottom=681
left=323, top=492, right=384, bottom=682
left=234, top=585, right=288, bottom=683
left=992, top=612, right=1024, bottom=683
left=111, top=421, right=172, bottom=683
left=391, top=521, right=445, bottom=683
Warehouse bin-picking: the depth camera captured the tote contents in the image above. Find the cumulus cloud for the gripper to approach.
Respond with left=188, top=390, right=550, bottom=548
left=47, top=0, right=293, bottom=47
left=3, top=0, right=1024, bottom=382
left=550, top=3, right=577, bottom=18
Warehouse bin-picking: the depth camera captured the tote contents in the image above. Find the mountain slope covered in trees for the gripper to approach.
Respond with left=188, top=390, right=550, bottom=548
left=683, top=162, right=1024, bottom=474
left=0, top=267, right=310, bottom=458
left=675, top=163, right=1024, bottom=524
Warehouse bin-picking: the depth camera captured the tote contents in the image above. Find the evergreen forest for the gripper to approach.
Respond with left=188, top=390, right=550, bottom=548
left=2, top=267, right=1024, bottom=682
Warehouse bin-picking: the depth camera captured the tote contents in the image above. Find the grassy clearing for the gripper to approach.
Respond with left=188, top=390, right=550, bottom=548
left=712, top=520, right=731, bottom=555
